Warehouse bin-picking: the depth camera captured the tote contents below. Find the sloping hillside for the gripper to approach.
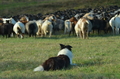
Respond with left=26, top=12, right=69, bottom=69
left=0, top=0, right=119, bottom=16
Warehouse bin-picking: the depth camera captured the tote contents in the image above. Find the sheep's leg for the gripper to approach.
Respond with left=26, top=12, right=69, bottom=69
left=44, top=31, right=47, bottom=37
left=86, top=32, right=89, bottom=39
left=80, top=31, right=83, bottom=39
left=75, top=30, right=79, bottom=37
left=64, top=27, right=66, bottom=34
left=49, top=32, right=52, bottom=37
left=49, top=29, right=52, bottom=37
left=116, top=28, right=119, bottom=34
left=41, top=30, right=44, bottom=37
left=76, top=33, right=79, bottom=37
left=69, top=30, right=71, bottom=37
left=16, top=34, right=20, bottom=38
left=111, top=27, right=115, bottom=35
left=21, top=33, right=24, bottom=39
left=82, top=31, right=85, bottom=39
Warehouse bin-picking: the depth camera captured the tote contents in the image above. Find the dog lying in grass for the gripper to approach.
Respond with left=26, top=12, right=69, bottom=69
left=33, top=44, right=75, bottom=71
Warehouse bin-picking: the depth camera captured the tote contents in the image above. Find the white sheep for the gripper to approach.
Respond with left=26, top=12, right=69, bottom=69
left=109, top=14, right=120, bottom=35
left=13, top=21, right=25, bottom=39
left=35, top=20, right=44, bottom=36
left=64, top=20, right=72, bottom=34
left=74, top=13, right=93, bottom=39
left=41, top=20, right=53, bottom=37
left=13, top=16, right=28, bottom=39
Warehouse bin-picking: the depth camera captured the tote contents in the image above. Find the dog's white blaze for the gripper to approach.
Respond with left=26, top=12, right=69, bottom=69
left=57, top=48, right=73, bottom=65
left=33, top=65, right=44, bottom=71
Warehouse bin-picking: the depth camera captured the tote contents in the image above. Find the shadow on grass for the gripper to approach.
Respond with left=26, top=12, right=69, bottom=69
left=75, top=58, right=104, bottom=67
left=0, top=60, right=73, bottom=71
left=0, top=60, right=118, bottom=79
left=34, top=31, right=120, bottom=39
left=89, top=31, right=120, bottom=38
left=0, top=32, right=117, bottom=39
left=0, top=61, right=40, bottom=71
left=35, top=34, right=76, bottom=40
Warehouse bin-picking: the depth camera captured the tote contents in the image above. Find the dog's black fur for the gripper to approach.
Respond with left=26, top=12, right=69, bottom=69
left=42, top=55, right=70, bottom=71
left=59, top=44, right=72, bottom=51
left=41, top=44, right=72, bottom=71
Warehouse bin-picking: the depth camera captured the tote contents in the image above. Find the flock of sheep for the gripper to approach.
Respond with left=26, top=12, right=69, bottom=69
left=0, top=5, right=120, bottom=39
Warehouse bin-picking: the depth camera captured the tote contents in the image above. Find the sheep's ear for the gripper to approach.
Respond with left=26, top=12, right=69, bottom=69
left=59, top=44, right=65, bottom=50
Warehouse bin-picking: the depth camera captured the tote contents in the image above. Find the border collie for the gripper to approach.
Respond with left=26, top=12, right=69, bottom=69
left=33, top=44, right=74, bottom=71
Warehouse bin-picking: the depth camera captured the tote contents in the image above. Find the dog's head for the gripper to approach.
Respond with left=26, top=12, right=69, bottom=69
left=60, top=44, right=72, bottom=51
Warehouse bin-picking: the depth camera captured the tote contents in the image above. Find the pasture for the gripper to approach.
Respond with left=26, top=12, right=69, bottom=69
left=0, top=0, right=120, bottom=78
left=0, top=34, right=120, bottom=79
left=0, top=0, right=119, bottom=16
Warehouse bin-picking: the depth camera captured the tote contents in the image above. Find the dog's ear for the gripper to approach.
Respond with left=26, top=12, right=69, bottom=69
left=66, top=45, right=72, bottom=48
left=66, top=45, right=72, bottom=51
left=60, top=44, right=72, bottom=51
left=59, top=44, right=65, bottom=50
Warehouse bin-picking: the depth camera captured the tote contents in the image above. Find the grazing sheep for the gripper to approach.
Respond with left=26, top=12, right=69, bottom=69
left=74, top=13, right=93, bottom=39
left=3, top=21, right=14, bottom=38
left=109, top=14, right=120, bottom=35
left=36, top=20, right=44, bottom=36
left=41, top=20, right=53, bottom=37
left=53, top=18, right=64, bottom=33
left=40, top=15, right=56, bottom=37
left=69, top=17, right=78, bottom=36
left=13, top=21, right=25, bottom=38
left=2, top=17, right=16, bottom=25
left=46, top=15, right=64, bottom=34
left=25, top=21, right=38, bottom=37
left=0, top=20, right=14, bottom=38
left=91, top=17, right=108, bottom=34
left=64, top=20, right=72, bottom=34
left=13, top=16, right=28, bottom=38
left=0, top=20, right=5, bottom=37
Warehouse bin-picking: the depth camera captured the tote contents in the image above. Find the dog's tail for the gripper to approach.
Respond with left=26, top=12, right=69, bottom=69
left=33, top=65, right=44, bottom=71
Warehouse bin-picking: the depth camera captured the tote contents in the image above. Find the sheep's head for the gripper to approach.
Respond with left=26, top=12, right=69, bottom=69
left=20, top=17, right=28, bottom=24
left=83, top=13, right=94, bottom=20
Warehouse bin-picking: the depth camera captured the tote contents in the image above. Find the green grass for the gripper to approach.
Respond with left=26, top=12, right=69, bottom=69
left=0, top=34, right=120, bottom=79
left=0, top=0, right=120, bottom=78
left=0, top=0, right=120, bottom=16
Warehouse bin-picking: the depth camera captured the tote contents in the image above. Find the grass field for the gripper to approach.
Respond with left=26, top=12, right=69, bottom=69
left=0, top=0, right=120, bottom=79
left=0, top=0, right=120, bottom=16
left=0, top=33, right=120, bottom=79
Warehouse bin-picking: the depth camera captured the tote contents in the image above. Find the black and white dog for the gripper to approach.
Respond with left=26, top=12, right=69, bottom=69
left=33, top=44, right=75, bottom=71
